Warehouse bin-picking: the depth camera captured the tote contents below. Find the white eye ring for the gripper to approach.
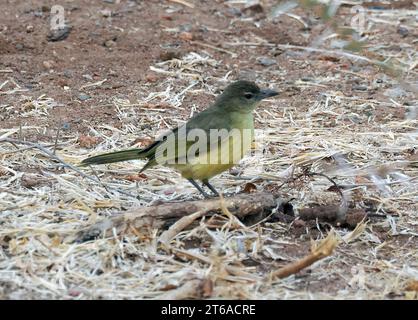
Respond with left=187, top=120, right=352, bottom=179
left=244, top=93, right=253, bottom=99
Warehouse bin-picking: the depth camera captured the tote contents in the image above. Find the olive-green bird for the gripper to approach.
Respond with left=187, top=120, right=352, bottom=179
left=81, top=80, right=278, bottom=197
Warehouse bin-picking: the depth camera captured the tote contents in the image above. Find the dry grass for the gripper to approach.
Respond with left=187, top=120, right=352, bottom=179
left=0, top=1, right=417, bottom=299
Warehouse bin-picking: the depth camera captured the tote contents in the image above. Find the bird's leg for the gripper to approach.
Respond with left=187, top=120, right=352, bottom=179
left=202, top=180, right=220, bottom=197
left=188, top=179, right=211, bottom=198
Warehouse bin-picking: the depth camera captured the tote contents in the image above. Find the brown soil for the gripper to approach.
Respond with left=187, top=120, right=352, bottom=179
left=0, top=0, right=417, bottom=300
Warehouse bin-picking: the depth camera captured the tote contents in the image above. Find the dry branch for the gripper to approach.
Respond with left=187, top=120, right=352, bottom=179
left=298, top=205, right=367, bottom=228
left=74, top=192, right=282, bottom=242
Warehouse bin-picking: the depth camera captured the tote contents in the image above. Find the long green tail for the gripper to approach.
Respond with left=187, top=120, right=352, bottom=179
left=81, top=148, right=146, bottom=166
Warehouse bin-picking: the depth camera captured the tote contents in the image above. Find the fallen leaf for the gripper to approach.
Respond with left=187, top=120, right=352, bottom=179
left=243, top=182, right=257, bottom=193
left=124, top=173, right=148, bottom=182
left=130, top=137, right=153, bottom=147
left=78, top=135, right=100, bottom=148
left=405, top=280, right=418, bottom=292
left=179, top=32, right=194, bottom=41
left=201, top=279, right=213, bottom=298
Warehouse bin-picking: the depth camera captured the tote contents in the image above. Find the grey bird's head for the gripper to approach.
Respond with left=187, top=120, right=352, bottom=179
left=216, top=80, right=279, bottom=113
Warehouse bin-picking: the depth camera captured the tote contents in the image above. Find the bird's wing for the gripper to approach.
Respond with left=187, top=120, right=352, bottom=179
left=150, top=108, right=235, bottom=166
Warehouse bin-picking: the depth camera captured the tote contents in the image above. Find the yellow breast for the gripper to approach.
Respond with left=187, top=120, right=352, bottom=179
left=172, top=127, right=254, bottom=181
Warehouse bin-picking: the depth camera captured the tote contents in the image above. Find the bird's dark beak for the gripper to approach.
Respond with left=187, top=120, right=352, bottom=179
left=259, top=89, right=279, bottom=100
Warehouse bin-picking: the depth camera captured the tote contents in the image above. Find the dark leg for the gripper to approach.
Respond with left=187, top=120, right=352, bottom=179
left=202, top=180, right=220, bottom=197
left=188, top=179, right=210, bottom=198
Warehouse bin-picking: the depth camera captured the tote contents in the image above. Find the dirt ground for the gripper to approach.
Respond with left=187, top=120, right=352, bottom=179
left=0, top=0, right=417, bottom=299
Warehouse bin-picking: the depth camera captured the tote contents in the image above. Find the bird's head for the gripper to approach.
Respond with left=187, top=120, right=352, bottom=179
left=216, top=80, right=278, bottom=113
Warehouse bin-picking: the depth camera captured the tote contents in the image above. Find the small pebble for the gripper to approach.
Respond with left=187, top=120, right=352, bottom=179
left=397, top=26, right=409, bottom=37
left=63, top=70, right=73, bottom=78
left=26, top=25, right=34, bottom=33
left=78, top=93, right=90, bottom=101
left=159, top=50, right=181, bottom=61
left=257, top=56, right=276, bottom=66
left=82, top=74, right=93, bottom=81
left=179, top=32, right=193, bottom=41
left=47, top=25, right=72, bottom=42
left=42, top=60, right=54, bottom=70
left=100, top=9, right=112, bottom=17
left=104, top=39, right=115, bottom=47
left=353, top=85, right=368, bottom=91
left=145, top=73, right=158, bottom=83
left=179, top=23, right=192, bottom=32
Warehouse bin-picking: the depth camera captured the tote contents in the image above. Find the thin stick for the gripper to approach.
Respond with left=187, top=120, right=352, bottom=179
left=159, top=210, right=205, bottom=248
left=168, top=0, right=194, bottom=8
left=0, top=137, right=136, bottom=198
left=191, top=41, right=238, bottom=58
left=53, top=128, right=60, bottom=155
left=268, top=230, right=339, bottom=280
left=224, top=41, right=393, bottom=66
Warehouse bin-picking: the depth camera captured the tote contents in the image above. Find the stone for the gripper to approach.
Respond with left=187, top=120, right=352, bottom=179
left=78, top=93, right=91, bottom=101
left=257, top=56, right=276, bottom=66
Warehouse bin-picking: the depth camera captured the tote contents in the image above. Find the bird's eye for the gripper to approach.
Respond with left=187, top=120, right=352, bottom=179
left=244, top=93, right=253, bottom=99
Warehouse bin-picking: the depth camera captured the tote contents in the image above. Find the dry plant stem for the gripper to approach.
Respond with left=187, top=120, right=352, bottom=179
left=172, top=248, right=261, bottom=282
left=268, top=230, right=339, bottom=280
left=219, top=193, right=249, bottom=230
left=0, top=137, right=136, bottom=198
left=225, top=42, right=383, bottom=65
left=53, top=128, right=60, bottom=155
left=278, top=170, right=348, bottom=222
left=191, top=41, right=238, bottom=58
left=159, top=210, right=206, bottom=248
left=168, top=0, right=194, bottom=9
left=159, top=279, right=205, bottom=300
left=309, top=172, right=348, bottom=222
left=75, top=192, right=279, bottom=242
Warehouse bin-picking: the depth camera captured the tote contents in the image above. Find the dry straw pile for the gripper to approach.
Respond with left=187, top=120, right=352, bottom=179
left=0, top=1, right=417, bottom=299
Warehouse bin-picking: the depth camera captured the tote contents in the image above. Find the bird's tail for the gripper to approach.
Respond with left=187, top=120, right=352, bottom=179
left=80, top=148, right=146, bottom=166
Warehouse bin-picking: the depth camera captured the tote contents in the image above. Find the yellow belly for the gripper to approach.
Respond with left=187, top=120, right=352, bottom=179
left=171, top=129, right=253, bottom=181
left=175, top=163, right=235, bottom=181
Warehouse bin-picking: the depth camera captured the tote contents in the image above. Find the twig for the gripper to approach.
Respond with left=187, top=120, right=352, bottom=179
left=0, top=137, right=137, bottom=198
left=159, top=279, right=206, bottom=300
left=79, top=79, right=107, bottom=90
left=336, top=176, right=418, bottom=189
left=73, top=192, right=280, bottom=242
left=191, top=41, right=238, bottom=58
left=53, top=128, right=60, bottom=155
left=159, top=210, right=205, bottom=248
left=225, top=42, right=389, bottom=65
left=268, top=230, right=339, bottom=280
left=168, top=0, right=194, bottom=8
left=171, top=248, right=260, bottom=282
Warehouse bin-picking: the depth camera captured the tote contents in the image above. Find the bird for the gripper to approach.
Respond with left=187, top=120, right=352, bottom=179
left=81, top=80, right=278, bottom=198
